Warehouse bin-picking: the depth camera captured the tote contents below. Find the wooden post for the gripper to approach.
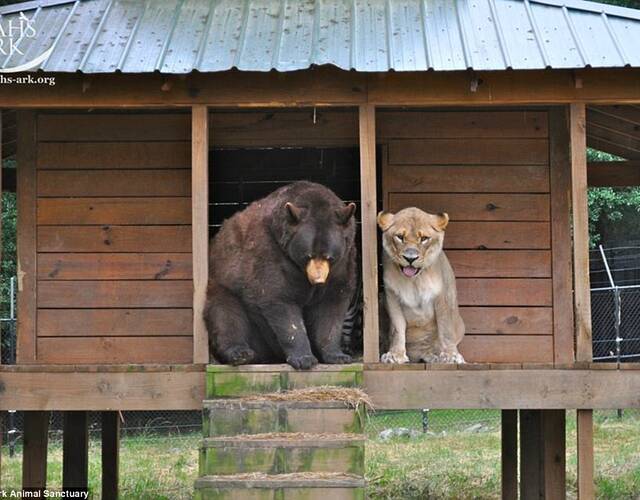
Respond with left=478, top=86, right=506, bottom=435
left=359, top=104, right=380, bottom=363
left=520, top=410, right=543, bottom=500
left=520, top=410, right=566, bottom=499
left=571, top=103, right=594, bottom=500
left=571, top=103, right=592, bottom=362
left=101, top=411, right=120, bottom=500
left=549, top=107, right=575, bottom=363
left=192, top=105, right=209, bottom=364
left=501, top=410, right=518, bottom=500
left=16, top=111, right=37, bottom=363
left=22, top=411, right=49, bottom=492
left=577, top=409, right=594, bottom=500
left=62, top=411, right=89, bottom=492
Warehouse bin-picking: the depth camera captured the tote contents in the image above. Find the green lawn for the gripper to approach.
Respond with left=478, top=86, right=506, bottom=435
left=1, top=411, right=638, bottom=499
left=367, top=410, right=640, bottom=499
left=1, top=432, right=199, bottom=499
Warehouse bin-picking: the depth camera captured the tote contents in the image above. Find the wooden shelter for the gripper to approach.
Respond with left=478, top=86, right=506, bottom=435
left=1, top=0, right=640, bottom=497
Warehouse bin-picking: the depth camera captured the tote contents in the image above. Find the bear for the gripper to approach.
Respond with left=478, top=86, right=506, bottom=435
left=205, top=181, right=357, bottom=370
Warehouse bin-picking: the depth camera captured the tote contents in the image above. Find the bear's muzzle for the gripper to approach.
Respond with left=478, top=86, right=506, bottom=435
left=306, top=258, right=330, bottom=285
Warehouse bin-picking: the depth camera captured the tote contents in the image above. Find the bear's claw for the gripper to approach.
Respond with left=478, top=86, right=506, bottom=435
left=224, top=346, right=256, bottom=365
left=322, top=351, right=353, bottom=364
left=287, top=354, right=318, bottom=370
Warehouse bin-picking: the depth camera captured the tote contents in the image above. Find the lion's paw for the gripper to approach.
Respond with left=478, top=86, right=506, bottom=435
left=437, top=351, right=466, bottom=364
left=419, top=353, right=441, bottom=364
left=381, top=351, right=410, bottom=364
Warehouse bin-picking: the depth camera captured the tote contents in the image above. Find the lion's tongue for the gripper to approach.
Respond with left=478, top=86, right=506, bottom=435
left=402, top=266, right=418, bottom=277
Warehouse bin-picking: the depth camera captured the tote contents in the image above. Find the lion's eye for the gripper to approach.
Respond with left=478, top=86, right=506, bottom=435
left=420, top=236, right=431, bottom=243
left=394, top=234, right=404, bottom=243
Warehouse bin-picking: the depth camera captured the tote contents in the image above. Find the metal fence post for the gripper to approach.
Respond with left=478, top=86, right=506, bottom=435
left=422, top=409, right=429, bottom=433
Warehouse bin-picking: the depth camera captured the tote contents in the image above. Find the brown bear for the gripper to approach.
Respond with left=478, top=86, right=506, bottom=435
left=205, top=181, right=357, bottom=370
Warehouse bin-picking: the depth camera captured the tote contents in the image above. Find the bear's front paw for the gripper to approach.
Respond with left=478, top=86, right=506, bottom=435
left=287, top=354, right=319, bottom=370
left=322, top=351, right=352, bottom=364
left=381, top=351, right=409, bottom=364
left=223, top=346, right=256, bottom=366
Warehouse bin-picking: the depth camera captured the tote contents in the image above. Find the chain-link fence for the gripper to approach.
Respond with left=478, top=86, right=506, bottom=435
left=590, top=245, right=640, bottom=362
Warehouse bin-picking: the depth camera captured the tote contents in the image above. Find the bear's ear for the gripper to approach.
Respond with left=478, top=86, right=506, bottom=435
left=432, top=212, right=449, bottom=232
left=285, top=202, right=303, bottom=223
left=377, top=211, right=395, bottom=231
left=336, top=203, right=356, bottom=225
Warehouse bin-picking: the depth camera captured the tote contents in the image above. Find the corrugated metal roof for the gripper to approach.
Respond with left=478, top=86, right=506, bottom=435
left=1, top=0, right=639, bottom=73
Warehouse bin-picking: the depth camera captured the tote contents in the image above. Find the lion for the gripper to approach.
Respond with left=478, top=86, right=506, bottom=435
left=377, top=207, right=465, bottom=364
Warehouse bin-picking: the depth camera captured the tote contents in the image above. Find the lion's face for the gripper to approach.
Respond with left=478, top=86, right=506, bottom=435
left=377, top=207, right=449, bottom=278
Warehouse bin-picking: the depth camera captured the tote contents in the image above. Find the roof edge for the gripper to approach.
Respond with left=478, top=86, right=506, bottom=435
left=530, top=0, right=640, bottom=21
left=0, top=0, right=76, bottom=16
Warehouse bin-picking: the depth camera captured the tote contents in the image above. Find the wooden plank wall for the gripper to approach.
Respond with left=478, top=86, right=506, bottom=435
left=32, top=112, right=193, bottom=363
left=379, top=110, right=558, bottom=363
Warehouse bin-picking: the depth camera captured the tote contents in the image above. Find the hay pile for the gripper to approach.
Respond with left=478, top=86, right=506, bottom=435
left=240, top=386, right=373, bottom=411
left=216, top=432, right=363, bottom=441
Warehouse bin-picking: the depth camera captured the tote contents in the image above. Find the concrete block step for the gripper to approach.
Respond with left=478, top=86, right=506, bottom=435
left=206, top=364, right=363, bottom=398
left=194, top=472, right=365, bottom=500
left=203, top=399, right=365, bottom=437
left=199, top=433, right=364, bottom=475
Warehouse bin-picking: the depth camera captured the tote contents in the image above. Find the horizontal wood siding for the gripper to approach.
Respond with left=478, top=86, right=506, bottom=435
left=35, top=112, right=193, bottom=364
left=382, top=110, right=552, bottom=363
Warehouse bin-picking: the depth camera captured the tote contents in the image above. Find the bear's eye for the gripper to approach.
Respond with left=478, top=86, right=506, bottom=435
left=394, top=234, right=404, bottom=243
left=420, top=236, right=431, bottom=243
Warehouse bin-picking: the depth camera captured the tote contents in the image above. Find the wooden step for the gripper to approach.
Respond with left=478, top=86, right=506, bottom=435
left=206, top=364, right=363, bottom=398
left=194, top=472, right=365, bottom=500
left=199, top=433, right=364, bottom=476
left=203, top=399, right=365, bottom=437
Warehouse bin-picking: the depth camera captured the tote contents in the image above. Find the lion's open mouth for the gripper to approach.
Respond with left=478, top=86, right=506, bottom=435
left=400, top=265, right=421, bottom=278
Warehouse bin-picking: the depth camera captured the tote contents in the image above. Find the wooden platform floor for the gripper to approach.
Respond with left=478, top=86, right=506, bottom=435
left=0, top=363, right=637, bottom=410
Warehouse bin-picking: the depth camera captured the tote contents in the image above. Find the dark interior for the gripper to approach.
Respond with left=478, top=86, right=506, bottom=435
left=208, top=146, right=369, bottom=357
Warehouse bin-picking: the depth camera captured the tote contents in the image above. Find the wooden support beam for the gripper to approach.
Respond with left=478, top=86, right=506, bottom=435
left=22, top=411, right=49, bottom=493
left=571, top=103, right=592, bottom=362
left=363, top=368, right=640, bottom=409
left=1, top=69, right=640, bottom=107
left=16, top=111, right=37, bottom=363
left=519, top=410, right=566, bottom=500
left=549, top=107, right=575, bottom=363
left=577, top=409, right=595, bottom=500
left=520, top=410, right=543, bottom=500
left=501, top=410, right=518, bottom=500
left=63, top=411, right=89, bottom=492
left=588, top=161, right=640, bottom=187
left=101, top=411, right=120, bottom=500
left=543, top=410, right=567, bottom=498
left=359, top=104, right=379, bottom=363
left=192, top=105, right=209, bottom=364
left=571, top=103, right=595, bottom=500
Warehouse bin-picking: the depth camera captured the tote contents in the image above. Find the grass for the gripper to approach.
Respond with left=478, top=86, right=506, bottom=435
left=0, top=411, right=638, bottom=499
left=366, top=409, right=640, bottom=499
left=1, top=431, right=199, bottom=499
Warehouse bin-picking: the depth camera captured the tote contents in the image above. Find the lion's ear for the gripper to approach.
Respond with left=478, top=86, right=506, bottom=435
left=433, top=212, right=449, bottom=232
left=285, top=202, right=303, bottom=223
left=377, top=211, right=395, bottom=231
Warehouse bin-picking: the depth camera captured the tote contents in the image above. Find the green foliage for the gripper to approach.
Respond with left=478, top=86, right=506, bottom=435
left=596, top=0, right=640, bottom=7
left=1, top=190, right=16, bottom=313
left=588, top=187, right=640, bottom=247
left=587, top=150, right=640, bottom=247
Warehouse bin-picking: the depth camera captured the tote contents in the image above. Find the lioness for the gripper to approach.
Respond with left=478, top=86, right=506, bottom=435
left=377, top=207, right=465, bottom=364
